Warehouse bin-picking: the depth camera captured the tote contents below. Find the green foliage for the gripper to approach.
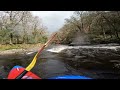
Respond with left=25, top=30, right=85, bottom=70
left=38, top=35, right=48, bottom=43
left=0, top=11, right=48, bottom=45
left=0, top=29, right=11, bottom=44
left=58, top=11, right=120, bottom=44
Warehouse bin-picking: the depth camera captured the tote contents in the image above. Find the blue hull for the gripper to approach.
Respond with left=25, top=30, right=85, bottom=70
left=49, top=75, right=92, bottom=79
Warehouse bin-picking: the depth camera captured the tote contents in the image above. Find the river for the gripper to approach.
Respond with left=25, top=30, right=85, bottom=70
left=0, top=44, right=120, bottom=79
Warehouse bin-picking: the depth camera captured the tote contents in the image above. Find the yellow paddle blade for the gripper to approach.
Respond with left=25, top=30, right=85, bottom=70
left=25, top=52, right=38, bottom=71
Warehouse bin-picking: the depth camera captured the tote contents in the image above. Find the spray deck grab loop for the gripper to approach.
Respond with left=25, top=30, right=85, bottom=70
left=15, top=33, right=57, bottom=79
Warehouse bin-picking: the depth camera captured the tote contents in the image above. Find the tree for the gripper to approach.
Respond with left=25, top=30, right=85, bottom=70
left=4, top=11, right=26, bottom=44
left=58, top=11, right=120, bottom=44
left=0, top=11, right=48, bottom=45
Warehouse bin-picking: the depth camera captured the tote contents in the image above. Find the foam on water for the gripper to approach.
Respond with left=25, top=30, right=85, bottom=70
left=46, top=45, right=120, bottom=53
left=47, top=45, right=69, bottom=53
left=26, top=52, right=35, bottom=55
left=71, top=46, right=120, bottom=49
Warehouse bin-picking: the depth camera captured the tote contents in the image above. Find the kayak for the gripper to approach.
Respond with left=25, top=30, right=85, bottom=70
left=7, top=65, right=92, bottom=79
left=7, top=65, right=41, bottom=79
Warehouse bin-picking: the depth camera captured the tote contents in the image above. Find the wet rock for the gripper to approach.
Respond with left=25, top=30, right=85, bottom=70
left=59, top=44, right=120, bottom=70
left=59, top=49, right=76, bottom=58
left=110, top=60, right=120, bottom=63
left=114, top=63, right=120, bottom=69
left=74, top=56, right=87, bottom=59
left=60, top=45, right=120, bottom=60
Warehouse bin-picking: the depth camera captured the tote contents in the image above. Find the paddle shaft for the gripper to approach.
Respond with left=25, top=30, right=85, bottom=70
left=15, top=70, right=28, bottom=79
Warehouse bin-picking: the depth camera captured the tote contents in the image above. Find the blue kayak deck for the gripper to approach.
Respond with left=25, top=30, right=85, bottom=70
left=49, top=75, right=92, bottom=79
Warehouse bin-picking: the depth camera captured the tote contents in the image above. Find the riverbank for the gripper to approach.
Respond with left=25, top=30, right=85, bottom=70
left=0, top=43, right=43, bottom=56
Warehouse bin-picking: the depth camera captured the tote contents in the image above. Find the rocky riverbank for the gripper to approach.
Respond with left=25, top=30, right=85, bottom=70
left=0, top=44, right=43, bottom=60
left=58, top=44, right=120, bottom=70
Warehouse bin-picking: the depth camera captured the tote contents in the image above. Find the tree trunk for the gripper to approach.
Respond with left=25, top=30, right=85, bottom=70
left=115, top=30, right=120, bottom=40
left=1, top=39, right=4, bottom=44
left=35, top=36, right=38, bottom=43
left=10, top=33, right=13, bottom=45
left=102, top=28, right=106, bottom=40
left=23, top=36, right=25, bottom=44
left=16, top=36, right=19, bottom=44
left=26, top=37, right=29, bottom=44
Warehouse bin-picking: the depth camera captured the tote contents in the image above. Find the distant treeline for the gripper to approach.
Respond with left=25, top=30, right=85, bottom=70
left=56, top=11, right=120, bottom=45
left=0, top=11, right=48, bottom=45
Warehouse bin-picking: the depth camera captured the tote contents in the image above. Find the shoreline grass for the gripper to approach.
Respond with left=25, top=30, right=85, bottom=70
left=0, top=43, right=43, bottom=51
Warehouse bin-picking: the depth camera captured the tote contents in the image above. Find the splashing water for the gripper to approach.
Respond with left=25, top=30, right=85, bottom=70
left=46, top=44, right=120, bottom=53
left=46, top=45, right=69, bottom=53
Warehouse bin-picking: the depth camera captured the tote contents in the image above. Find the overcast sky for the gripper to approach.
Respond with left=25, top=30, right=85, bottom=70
left=31, top=11, right=74, bottom=33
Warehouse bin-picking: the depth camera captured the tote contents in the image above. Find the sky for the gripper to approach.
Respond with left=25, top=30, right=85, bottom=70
left=31, top=11, right=74, bottom=33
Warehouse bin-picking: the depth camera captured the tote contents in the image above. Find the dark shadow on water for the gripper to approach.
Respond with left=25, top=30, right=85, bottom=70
left=0, top=53, right=36, bottom=78
left=60, top=57, right=120, bottom=79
